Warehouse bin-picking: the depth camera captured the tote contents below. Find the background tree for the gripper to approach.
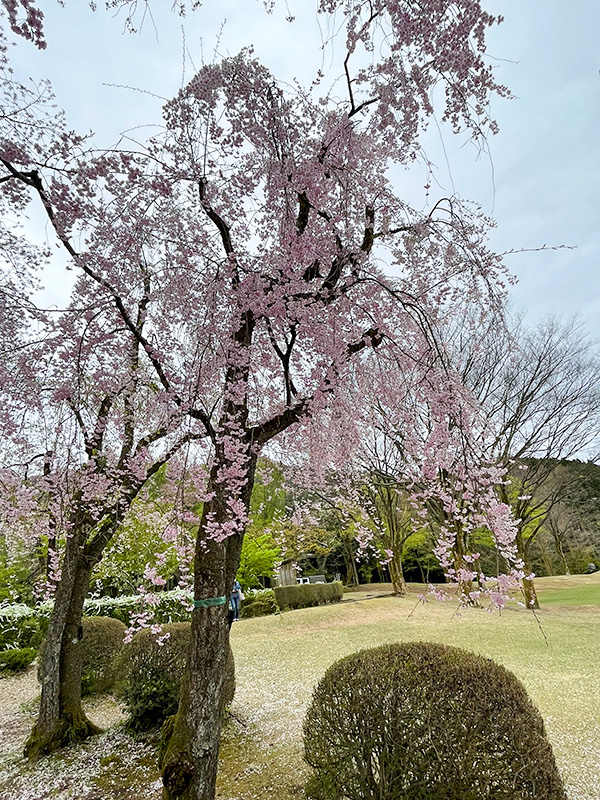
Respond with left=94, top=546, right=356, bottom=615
left=0, top=273, right=207, bottom=756
left=539, top=461, right=600, bottom=575
left=342, top=393, right=425, bottom=596
left=454, top=315, right=600, bottom=606
left=89, top=465, right=197, bottom=597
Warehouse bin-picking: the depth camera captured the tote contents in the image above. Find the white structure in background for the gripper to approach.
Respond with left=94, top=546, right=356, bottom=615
left=275, top=560, right=327, bottom=586
left=275, top=559, right=297, bottom=587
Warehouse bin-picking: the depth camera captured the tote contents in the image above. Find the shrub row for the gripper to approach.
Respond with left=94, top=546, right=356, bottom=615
left=0, top=583, right=274, bottom=662
left=0, top=590, right=194, bottom=676
left=0, top=589, right=194, bottom=640
left=240, top=588, right=279, bottom=618
left=1, top=583, right=278, bottom=637
left=274, top=581, right=343, bottom=611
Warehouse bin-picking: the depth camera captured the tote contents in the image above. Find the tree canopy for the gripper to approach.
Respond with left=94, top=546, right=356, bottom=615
left=0, top=2, right=534, bottom=798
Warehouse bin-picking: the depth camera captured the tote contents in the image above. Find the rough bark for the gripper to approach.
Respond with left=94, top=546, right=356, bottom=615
left=515, top=529, right=540, bottom=609
left=453, top=527, right=479, bottom=607
left=160, top=457, right=257, bottom=800
left=25, top=522, right=101, bottom=759
left=521, top=573, right=539, bottom=609
left=378, top=487, right=409, bottom=596
left=160, top=540, right=229, bottom=798
left=389, top=553, right=408, bottom=596
left=554, top=536, right=571, bottom=575
left=25, top=494, right=139, bottom=759
left=343, top=539, right=360, bottom=586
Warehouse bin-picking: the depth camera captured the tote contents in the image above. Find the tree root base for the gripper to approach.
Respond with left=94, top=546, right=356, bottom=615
left=25, top=712, right=103, bottom=761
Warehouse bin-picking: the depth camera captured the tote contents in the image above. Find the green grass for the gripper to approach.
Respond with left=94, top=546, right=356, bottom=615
left=533, top=573, right=600, bottom=607
left=222, top=575, right=600, bottom=800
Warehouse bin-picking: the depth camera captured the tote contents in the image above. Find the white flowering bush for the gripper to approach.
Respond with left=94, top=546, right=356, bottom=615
left=85, top=588, right=193, bottom=626
left=0, top=601, right=49, bottom=651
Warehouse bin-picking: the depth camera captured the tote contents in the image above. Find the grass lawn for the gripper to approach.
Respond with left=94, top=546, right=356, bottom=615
left=533, top=573, right=600, bottom=607
left=1, top=573, right=599, bottom=799
left=222, top=575, right=600, bottom=800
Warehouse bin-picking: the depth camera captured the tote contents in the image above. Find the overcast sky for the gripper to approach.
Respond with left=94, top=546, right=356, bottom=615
left=11, top=0, right=600, bottom=338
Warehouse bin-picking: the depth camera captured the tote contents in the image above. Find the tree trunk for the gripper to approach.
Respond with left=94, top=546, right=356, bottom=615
left=521, top=573, right=539, bottom=609
left=451, top=526, right=479, bottom=605
left=160, top=457, right=257, bottom=800
left=25, top=530, right=101, bottom=759
left=316, top=554, right=328, bottom=575
left=516, top=529, right=540, bottom=609
left=555, top=537, right=571, bottom=575
left=538, top=538, right=555, bottom=577
left=389, top=553, right=407, bottom=596
left=25, top=501, right=130, bottom=759
left=343, top=539, right=360, bottom=586
left=160, top=542, right=229, bottom=799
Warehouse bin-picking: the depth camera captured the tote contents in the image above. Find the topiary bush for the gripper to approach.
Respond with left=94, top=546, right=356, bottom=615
left=80, top=616, right=127, bottom=696
left=304, top=641, right=567, bottom=800
left=118, top=622, right=235, bottom=733
left=0, top=647, right=36, bottom=674
left=274, top=581, right=343, bottom=611
left=240, top=588, right=279, bottom=618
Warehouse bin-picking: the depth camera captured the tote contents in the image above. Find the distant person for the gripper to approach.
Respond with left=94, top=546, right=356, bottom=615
left=230, top=579, right=243, bottom=621
left=585, top=563, right=599, bottom=574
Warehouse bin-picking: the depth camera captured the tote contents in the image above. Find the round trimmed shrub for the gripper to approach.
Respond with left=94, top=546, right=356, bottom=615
left=119, top=622, right=235, bottom=733
left=80, top=616, right=127, bottom=696
left=303, top=642, right=566, bottom=800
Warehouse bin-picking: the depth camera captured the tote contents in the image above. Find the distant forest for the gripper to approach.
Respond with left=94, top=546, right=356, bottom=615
left=524, top=458, right=600, bottom=577
left=291, top=458, right=600, bottom=586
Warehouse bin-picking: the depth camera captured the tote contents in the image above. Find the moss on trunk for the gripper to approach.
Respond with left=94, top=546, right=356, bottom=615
left=27, top=533, right=100, bottom=761
left=24, top=710, right=102, bottom=760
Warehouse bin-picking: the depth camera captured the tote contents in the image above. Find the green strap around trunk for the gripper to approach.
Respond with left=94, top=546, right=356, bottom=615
left=193, top=595, right=227, bottom=608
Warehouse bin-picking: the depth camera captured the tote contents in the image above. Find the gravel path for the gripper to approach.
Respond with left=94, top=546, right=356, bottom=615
left=0, top=667, right=38, bottom=762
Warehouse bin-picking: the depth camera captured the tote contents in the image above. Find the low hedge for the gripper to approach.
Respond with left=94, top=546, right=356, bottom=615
left=118, top=622, right=235, bottom=733
left=274, top=581, right=343, bottom=611
left=0, top=647, right=37, bottom=674
left=240, top=589, right=279, bottom=618
left=304, top=641, right=567, bottom=800
left=81, top=616, right=127, bottom=696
